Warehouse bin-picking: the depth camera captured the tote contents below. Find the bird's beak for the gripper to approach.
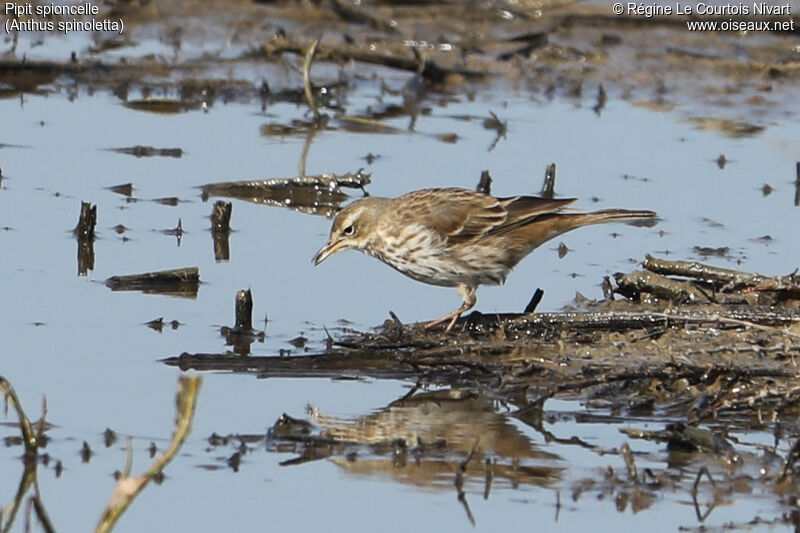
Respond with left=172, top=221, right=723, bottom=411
left=312, top=238, right=344, bottom=266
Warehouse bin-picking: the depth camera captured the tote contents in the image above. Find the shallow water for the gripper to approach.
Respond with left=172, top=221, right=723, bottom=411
left=2, top=10, right=800, bottom=532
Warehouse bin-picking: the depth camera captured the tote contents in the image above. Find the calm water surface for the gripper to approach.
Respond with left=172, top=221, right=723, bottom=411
left=1, top=40, right=799, bottom=532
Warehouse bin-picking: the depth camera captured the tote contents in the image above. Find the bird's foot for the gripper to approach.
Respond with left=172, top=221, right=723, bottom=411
left=423, top=314, right=461, bottom=333
left=424, top=287, right=476, bottom=334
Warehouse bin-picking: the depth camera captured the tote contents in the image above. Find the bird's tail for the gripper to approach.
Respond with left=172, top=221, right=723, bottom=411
left=549, top=209, right=658, bottom=237
left=513, top=208, right=657, bottom=252
left=578, top=209, right=658, bottom=225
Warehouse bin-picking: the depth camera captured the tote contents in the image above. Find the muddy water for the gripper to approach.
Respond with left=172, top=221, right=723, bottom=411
left=2, top=3, right=800, bottom=532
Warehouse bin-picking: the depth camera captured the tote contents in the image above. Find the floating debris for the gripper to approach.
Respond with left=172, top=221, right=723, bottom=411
left=123, top=99, right=201, bottom=114
left=107, top=146, right=183, bottom=158
left=107, top=183, right=134, bottom=197
left=161, top=219, right=184, bottom=246
left=336, top=116, right=403, bottom=135
left=288, top=336, right=308, bottom=349
left=687, top=117, right=765, bottom=138
left=103, top=428, right=117, bottom=448
left=81, top=441, right=92, bottom=463
left=200, top=170, right=371, bottom=217
left=699, top=217, right=725, bottom=229
left=693, top=245, right=730, bottom=258
left=152, top=197, right=181, bottom=206
left=105, top=267, right=200, bottom=298
left=483, top=111, right=507, bottom=151
left=621, top=423, right=736, bottom=457
left=146, top=317, right=165, bottom=332
left=362, top=152, right=381, bottom=165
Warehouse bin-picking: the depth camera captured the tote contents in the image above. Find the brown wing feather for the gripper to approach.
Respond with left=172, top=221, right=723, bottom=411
left=500, top=195, right=577, bottom=220
left=394, top=188, right=506, bottom=241
left=488, top=195, right=577, bottom=236
left=393, top=188, right=576, bottom=244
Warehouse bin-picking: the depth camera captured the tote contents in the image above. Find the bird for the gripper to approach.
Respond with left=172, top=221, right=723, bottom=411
left=313, top=187, right=656, bottom=332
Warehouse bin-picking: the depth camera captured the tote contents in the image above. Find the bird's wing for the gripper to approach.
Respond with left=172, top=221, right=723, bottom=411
left=394, top=188, right=575, bottom=244
left=489, top=195, right=577, bottom=235
left=393, top=188, right=505, bottom=243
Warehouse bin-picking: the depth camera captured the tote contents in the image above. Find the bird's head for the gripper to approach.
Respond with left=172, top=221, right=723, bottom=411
left=312, top=197, right=389, bottom=265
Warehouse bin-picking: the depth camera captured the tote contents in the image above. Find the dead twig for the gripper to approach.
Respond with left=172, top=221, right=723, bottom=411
left=779, top=435, right=800, bottom=481
left=96, top=376, right=201, bottom=533
left=0, top=378, right=52, bottom=533
left=620, top=442, right=637, bottom=481
left=540, top=163, right=556, bottom=199
left=692, top=466, right=718, bottom=522
left=0, top=377, right=39, bottom=454
left=455, top=438, right=479, bottom=527
left=303, top=37, right=322, bottom=123
left=476, top=170, right=492, bottom=195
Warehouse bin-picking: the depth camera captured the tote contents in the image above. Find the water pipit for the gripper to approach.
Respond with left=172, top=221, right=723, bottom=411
left=313, top=187, right=656, bottom=332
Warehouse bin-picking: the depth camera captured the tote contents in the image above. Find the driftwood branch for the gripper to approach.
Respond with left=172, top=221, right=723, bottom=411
left=642, top=254, right=766, bottom=286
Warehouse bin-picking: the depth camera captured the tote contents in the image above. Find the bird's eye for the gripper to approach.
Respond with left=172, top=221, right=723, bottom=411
left=343, top=225, right=355, bottom=236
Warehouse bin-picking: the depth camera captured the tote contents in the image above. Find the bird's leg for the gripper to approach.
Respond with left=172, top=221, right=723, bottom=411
left=424, top=285, right=477, bottom=333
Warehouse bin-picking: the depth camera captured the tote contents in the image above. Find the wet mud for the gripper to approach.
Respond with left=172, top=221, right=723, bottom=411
left=3, top=0, right=797, bottom=122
